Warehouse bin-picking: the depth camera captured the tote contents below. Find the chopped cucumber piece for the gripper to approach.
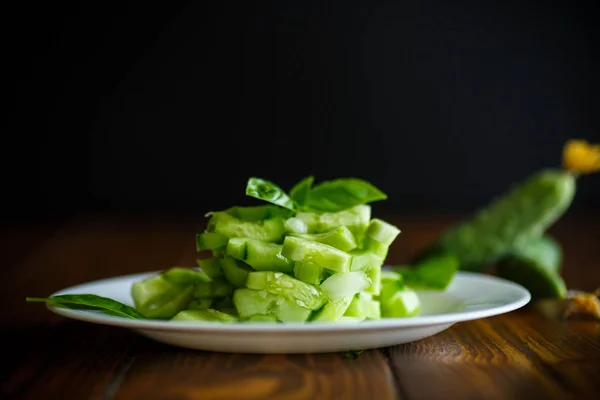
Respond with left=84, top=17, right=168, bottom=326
left=207, top=212, right=285, bottom=243
left=379, top=289, right=420, bottom=318
left=233, top=288, right=312, bottom=322
left=162, top=267, right=212, bottom=285
left=379, top=270, right=405, bottom=299
left=350, top=250, right=383, bottom=272
left=364, top=265, right=383, bottom=295
left=281, top=236, right=351, bottom=273
left=394, top=254, right=458, bottom=291
left=187, top=298, right=212, bottom=310
left=131, top=275, right=194, bottom=319
left=345, top=292, right=381, bottom=320
left=246, top=271, right=326, bottom=310
left=363, top=236, right=389, bottom=258
left=285, top=217, right=308, bottom=234
left=246, top=314, right=278, bottom=322
left=366, top=218, right=401, bottom=247
left=227, top=238, right=293, bottom=274
left=311, top=297, right=353, bottom=321
left=193, top=279, right=234, bottom=298
left=233, top=288, right=276, bottom=318
left=320, top=271, right=370, bottom=299
left=220, top=256, right=253, bottom=287
left=196, top=232, right=228, bottom=252
left=293, top=262, right=325, bottom=285
left=171, top=309, right=238, bottom=322
left=294, top=205, right=371, bottom=237
left=270, top=298, right=312, bottom=322
left=195, top=258, right=223, bottom=278
left=226, top=237, right=247, bottom=260
left=225, top=205, right=292, bottom=221
left=290, top=226, right=358, bottom=252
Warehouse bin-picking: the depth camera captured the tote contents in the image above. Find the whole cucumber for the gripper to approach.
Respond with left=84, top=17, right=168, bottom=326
left=496, top=235, right=567, bottom=300
left=414, top=169, right=575, bottom=271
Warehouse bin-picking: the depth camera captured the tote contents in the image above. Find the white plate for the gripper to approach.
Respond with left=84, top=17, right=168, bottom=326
left=46, top=271, right=530, bottom=354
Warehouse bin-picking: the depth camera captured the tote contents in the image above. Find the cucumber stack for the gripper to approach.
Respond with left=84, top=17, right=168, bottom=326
left=130, top=177, right=420, bottom=323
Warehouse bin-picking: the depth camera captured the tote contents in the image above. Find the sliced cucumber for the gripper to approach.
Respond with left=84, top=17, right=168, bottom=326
left=131, top=275, right=194, bottom=319
left=245, top=271, right=326, bottom=310
left=162, top=267, right=212, bottom=285
left=271, top=298, right=312, bottom=322
left=171, top=309, right=238, bottom=322
left=281, top=236, right=351, bottom=273
left=225, top=205, right=292, bottom=221
left=320, top=271, right=370, bottom=300
left=207, top=211, right=285, bottom=243
left=366, top=218, right=401, bottom=247
left=195, top=258, right=223, bottom=279
left=233, top=288, right=311, bottom=322
left=294, top=205, right=371, bottom=237
left=227, top=238, right=293, bottom=274
left=379, top=289, right=420, bottom=318
left=196, top=232, right=228, bottom=252
left=349, top=250, right=383, bottom=272
left=293, top=261, right=325, bottom=285
left=193, top=278, right=234, bottom=298
left=245, top=314, right=278, bottom=322
left=284, top=217, right=308, bottom=234
left=311, top=297, right=354, bottom=321
left=290, top=226, right=358, bottom=252
left=220, top=256, right=253, bottom=287
left=344, top=292, right=381, bottom=320
left=233, top=288, right=276, bottom=318
left=363, top=236, right=389, bottom=258
left=364, top=265, right=383, bottom=295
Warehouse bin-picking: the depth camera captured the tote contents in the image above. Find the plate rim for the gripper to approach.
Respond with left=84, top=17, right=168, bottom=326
left=45, top=270, right=531, bottom=332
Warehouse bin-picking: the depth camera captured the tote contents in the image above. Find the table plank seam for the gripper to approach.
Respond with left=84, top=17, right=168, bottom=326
left=379, top=348, right=408, bottom=400
left=102, top=354, right=136, bottom=400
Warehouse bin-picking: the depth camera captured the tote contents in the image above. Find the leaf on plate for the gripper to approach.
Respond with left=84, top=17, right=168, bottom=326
left=26, top=294, right=145, bottom=320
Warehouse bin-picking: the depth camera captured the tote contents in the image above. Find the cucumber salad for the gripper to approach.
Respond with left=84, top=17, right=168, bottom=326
left=29, top=177, right=458, bottom=323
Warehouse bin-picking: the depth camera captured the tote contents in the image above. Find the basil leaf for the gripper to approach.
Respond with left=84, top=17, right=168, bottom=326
left=305, top=178, right=387, bottom=212
left=27, top=294, right=145, bottom=319
left=245, top=177, right=296, bottom=211
left=289, top=176, right=314, bottom=208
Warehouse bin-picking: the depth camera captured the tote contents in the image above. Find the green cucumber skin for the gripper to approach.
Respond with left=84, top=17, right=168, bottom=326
left=415, top=170, right=575, bottom=271
left=496, top=235, right=566, bottom=300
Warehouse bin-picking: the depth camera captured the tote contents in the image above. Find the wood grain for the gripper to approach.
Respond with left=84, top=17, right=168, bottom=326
left=1, top=212, right=599, bottom=400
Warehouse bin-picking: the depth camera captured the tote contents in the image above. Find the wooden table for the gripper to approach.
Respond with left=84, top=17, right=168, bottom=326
left=1, top=213, right=599, bottom=400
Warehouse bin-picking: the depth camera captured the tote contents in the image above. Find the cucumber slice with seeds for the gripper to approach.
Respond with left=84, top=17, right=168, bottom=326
left=196, top=232, right=228, bottom=252
left=290, top=226, right=358, bottom=252
left=246, top=271, right=326, bottom=310
left=220, top=256, right=253, bottom=287
left=227, top=238, right=294, bottom=274
left=281, top=236, right=351, bottom=273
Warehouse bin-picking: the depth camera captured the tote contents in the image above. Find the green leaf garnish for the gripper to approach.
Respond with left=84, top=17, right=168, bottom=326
left=245, top=177, right=296, bottom=211
left=305, top=178, right=387, bottom=212
left=289, top=176, right=314, bottom=208
left=26, top=294, right=145, bottom=319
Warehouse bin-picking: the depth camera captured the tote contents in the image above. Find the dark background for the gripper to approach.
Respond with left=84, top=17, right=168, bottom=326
left=8, top=0, right=599, bottom=222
